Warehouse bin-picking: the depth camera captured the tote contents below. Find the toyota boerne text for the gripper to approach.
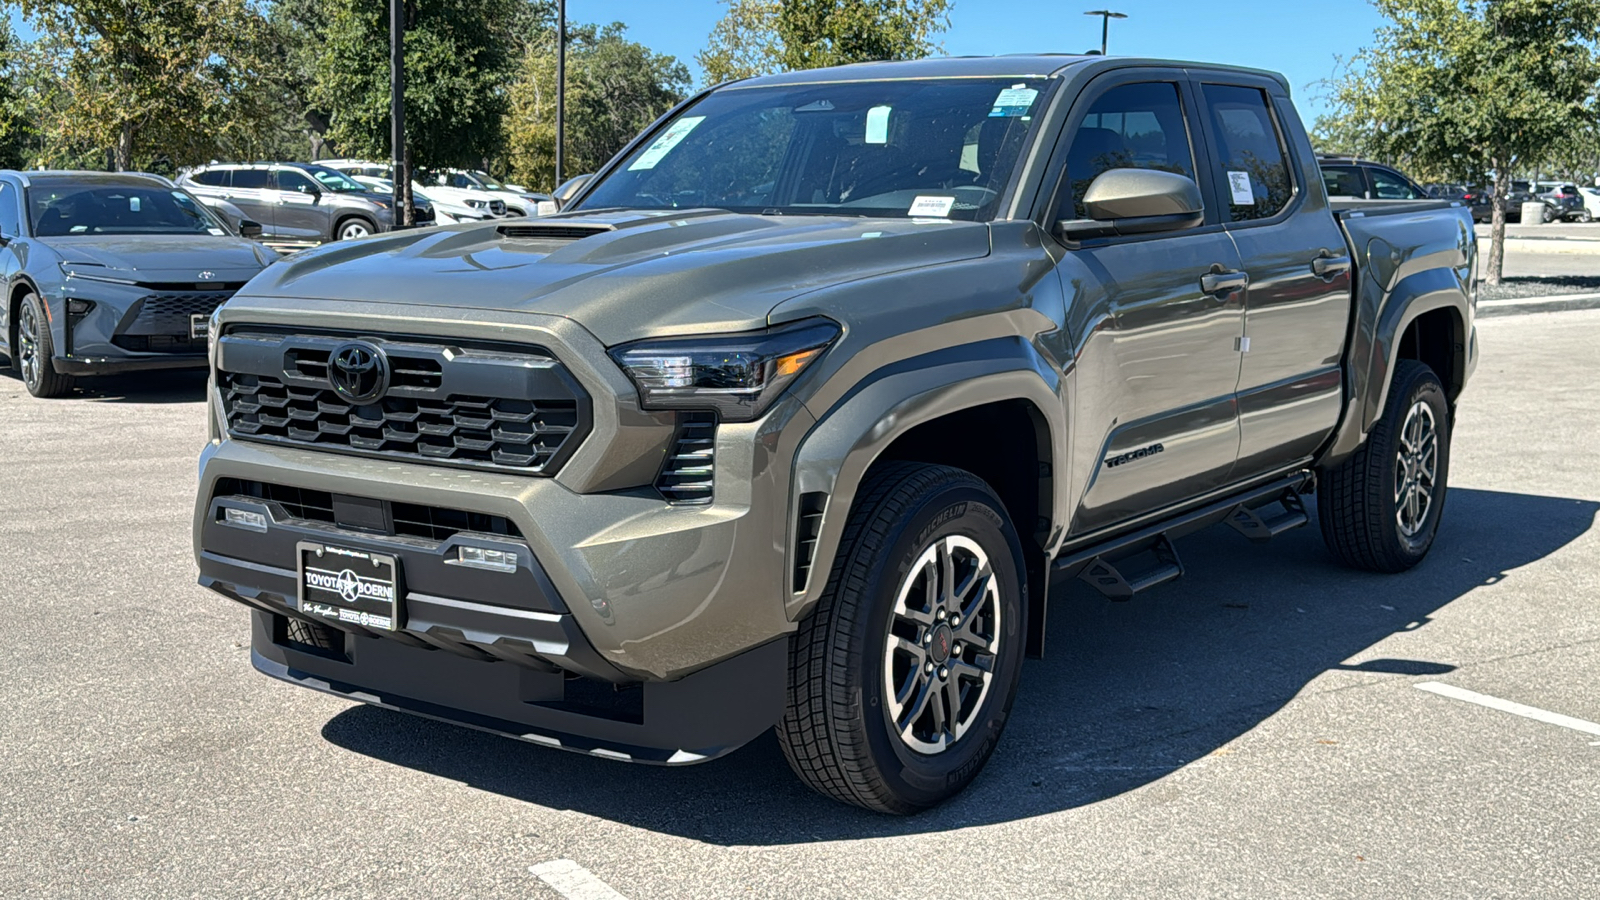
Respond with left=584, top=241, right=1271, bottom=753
left=193, top=55, right=1476, bottom=813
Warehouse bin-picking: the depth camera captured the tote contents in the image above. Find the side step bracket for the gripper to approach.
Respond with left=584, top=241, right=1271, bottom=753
left=1077, top=535, right=1184, bottom=601
left=1225, top=490, right=1308, bottom=544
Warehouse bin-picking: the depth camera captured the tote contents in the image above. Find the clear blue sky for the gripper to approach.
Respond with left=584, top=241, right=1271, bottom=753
left=580, top=0, right=1387, bottom=122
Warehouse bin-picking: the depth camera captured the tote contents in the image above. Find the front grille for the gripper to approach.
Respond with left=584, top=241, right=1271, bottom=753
left=124, top=291, right=233, bottom=336
left=656, top=412, right=716, bottom=504
left=216, top=477, right=523, bottom=542
left=217, top=330, right=590, bottom=475
left=111, top=334, right=205, bottom=353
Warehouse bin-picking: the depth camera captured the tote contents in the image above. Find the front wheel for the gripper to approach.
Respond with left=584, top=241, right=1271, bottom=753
left=14, top=293, right=75, bottom=398
left=778, top=463, right=1028, bottom=814
left=1318, top=359, right=1450, bottom=572
left=1579, top=209, right=1594, bottom=224
left=335, top=217, right=374, bottom=241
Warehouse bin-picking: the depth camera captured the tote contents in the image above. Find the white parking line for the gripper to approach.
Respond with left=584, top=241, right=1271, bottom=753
left=529, top=859, right=631, bottom=900
left=1415, top=682, right=1600, bottom=739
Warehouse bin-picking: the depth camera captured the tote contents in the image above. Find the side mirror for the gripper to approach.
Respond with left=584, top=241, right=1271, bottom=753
left=1056, top=168, right=1205, bottom=241
left=239, top=220, right=264, bottom=239
left=551, top=173, right=594, bottom=211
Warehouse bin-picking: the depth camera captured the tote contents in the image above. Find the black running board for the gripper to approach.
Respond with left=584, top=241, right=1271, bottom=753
left=1051, top=470, right=1314, bottom=596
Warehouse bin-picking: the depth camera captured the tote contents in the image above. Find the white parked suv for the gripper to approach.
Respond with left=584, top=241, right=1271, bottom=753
left=418, top=168, right=550, bottom=217
left=319, top=160, right=512, bottom=219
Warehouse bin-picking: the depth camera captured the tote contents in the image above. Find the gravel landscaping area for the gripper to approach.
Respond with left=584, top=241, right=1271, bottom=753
left=1477, top=275, right=1600, bottom=302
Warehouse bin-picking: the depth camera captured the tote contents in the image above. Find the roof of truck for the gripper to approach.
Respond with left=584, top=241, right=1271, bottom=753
left=731, top=54, right=1290, bottom=92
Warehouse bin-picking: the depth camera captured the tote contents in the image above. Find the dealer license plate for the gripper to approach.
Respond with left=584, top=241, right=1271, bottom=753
left=296, top=542, right=401, bottom=631
left=190, top=313, right=210, bottom=341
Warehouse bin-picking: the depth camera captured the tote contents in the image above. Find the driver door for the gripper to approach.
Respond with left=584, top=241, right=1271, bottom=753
left=272, top=169, right=327, bottom=241
left=1045, top=73, right=1247, bottom=536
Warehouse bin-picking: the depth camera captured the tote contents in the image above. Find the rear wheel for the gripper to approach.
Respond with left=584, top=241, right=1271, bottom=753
left=778, top=463, right=1027, bottom=814
left=1318, top=359, right=1450, bottom=572
left=14, top=293, right=74, bottom=398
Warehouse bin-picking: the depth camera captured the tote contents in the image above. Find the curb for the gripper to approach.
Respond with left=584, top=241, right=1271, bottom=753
left=1477, top=291, right=1600, bottom=318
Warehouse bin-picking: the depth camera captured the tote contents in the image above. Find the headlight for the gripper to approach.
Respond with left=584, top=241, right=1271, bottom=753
left=465, top=198, right=487, bottom=209
left=59, top=262, right=136, bottom=285
left=608, top=318, right=840, bottom=422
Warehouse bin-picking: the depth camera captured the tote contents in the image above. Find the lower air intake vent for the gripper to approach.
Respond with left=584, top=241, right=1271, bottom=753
left=656, top=412, right=716, bottom=504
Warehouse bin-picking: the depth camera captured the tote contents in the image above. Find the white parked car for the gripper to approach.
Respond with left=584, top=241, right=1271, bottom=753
left=417, top=168, right=550, bottom=217
left=346, top=175, right=495, bottom=226
left=319, top=159, right=513, bottom=219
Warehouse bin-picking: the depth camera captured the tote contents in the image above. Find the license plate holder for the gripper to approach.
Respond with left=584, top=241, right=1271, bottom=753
left=296, top=542, right=402, bottom=631
left=190, top=313, right=209, bottom=341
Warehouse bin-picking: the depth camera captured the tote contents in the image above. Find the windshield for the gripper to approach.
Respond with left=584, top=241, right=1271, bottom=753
left=473, top=171, right=507, bottom=189
left=303, top=166, right=369, bottom=193
left=578, top=78, right=1046, bottom=220
left=30, top=185, right=227, bottom=237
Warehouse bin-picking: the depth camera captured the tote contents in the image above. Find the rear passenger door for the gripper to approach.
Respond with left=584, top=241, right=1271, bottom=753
left=1193, top=76, right=1350, bottom=481
left=226, top=168, right=278, bottom=237
left=1045, top=71, right=1248, bottom=535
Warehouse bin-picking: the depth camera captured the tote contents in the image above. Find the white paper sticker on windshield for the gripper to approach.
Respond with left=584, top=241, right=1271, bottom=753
left=1227, top=171, right=1255, bottom=205
left=866, top=105, right=892, bottom=144
left=909, top=195, right=956, bottom=217
left=988, top=85, right=1038, bottom=118
left=628, top=116, right=706, bottom=171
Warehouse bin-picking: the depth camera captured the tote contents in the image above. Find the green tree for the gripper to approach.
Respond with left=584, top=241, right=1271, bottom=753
left=697, top=0, right=951, bottom=85
left=1318, top=0, right=1600, bottom=284
left=0, top=19, right=29, bottom=170
left=505, top=20, right=689, bottom=190
left=312, top=0, right=520, bottom=173
left=19, top=0, right=282, bottom=171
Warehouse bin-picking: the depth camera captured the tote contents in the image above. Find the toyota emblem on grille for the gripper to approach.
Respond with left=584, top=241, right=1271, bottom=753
left=329, top=341, right=390, bottom=405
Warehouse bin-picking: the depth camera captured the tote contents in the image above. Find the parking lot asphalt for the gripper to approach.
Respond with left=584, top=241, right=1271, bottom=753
left=3, top=306, right=1598, bottom=899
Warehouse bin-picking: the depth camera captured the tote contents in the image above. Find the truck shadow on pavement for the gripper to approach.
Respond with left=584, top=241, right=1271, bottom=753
left=320, top=486, right=1598, bottom=844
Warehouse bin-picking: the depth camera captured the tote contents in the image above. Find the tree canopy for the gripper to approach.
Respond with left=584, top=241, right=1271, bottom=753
left=506, top=19, right=689, bottom=190
left=698, top=0, right=951, bottom=85
left=1318, top=0, right=1600, bottom=282
left=312, top=0, right=521, bottom=171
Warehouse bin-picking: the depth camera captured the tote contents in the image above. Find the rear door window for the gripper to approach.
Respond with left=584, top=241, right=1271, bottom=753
left=1320, top=165, right=1365, bottom=198
left=1369, top=167, right=1424, bottom=200
left=231, top=169, right=272, bottom=190
left=1199, top=84, right=1294, bottom=222
left=1055, top=81, right=1198, bottom=221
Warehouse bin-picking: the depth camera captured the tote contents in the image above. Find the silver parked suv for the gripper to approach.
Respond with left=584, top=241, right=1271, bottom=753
left=179, top=163, right=399, bottom=245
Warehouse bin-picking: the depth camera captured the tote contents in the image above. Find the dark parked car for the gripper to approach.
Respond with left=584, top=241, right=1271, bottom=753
left=1536, top=182, right=1591, bottom=222
left=1318, top=155, right=1430, bottom=201
left=0, top=170, right=276, bottom=397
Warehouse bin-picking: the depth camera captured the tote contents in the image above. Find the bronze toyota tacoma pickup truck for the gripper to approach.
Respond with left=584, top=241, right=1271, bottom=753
left=194, top=56, right=1476, bottom=813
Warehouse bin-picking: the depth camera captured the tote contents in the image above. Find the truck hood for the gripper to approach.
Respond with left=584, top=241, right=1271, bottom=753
left=44, top=234, right=277, bottom=282
left=241, top=209, right=992, bottom=344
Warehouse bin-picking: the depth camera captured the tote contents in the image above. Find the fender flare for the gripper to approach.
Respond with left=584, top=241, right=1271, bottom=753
left=786, top=338, right=1066, bottom=623
left=1322, top=262, right=1471, bottom=466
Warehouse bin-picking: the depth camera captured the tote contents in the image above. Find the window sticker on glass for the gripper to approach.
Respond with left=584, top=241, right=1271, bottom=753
left=1227, top=171, right=1255, bottom=205
left=629, top=116, right=707, bottom=171
left=866, top=105, right=892, bottom=144
left=909, top=195, right=956, bottom=217
left=988, top=85, right=1038, bottom=118
left=129, top=196, right=142, bottom=212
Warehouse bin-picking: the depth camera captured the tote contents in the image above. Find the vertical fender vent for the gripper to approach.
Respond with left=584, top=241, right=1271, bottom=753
left=793, top=492, right=828, bottom=592
left=656, top=412, right=717, bottom=504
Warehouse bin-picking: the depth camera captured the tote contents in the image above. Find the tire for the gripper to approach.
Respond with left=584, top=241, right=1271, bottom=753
left=1318, top=359, right=1450, bottom=572
left=778, top=462, right=1028, bottom=814
left=335, top=217, right=374, bottom=241
left=1580, top=210, right=1594, bottom=224
left=13, top=293, right=74, bottom=398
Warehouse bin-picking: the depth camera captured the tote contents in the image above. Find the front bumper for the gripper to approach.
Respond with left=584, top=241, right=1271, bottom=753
left=56, top=353, right=208, bottom=375
left=195, top=300, right=817, bottom=758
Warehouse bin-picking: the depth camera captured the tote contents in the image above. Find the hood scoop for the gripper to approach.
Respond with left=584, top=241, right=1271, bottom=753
left=496, top=222, right=615, bottom=241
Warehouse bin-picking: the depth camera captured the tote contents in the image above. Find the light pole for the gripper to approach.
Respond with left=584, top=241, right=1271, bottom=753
left=390, top=0, right=406, bottom=224
left=555, top=0, right=566, bottom=188
left=1084, top=9, right=1127, bottom=56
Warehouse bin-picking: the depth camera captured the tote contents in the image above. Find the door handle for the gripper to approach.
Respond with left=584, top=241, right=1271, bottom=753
left=1200, top=270, right=1248, bottom=297
left=1311, top=253, right=1352, bottom=281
